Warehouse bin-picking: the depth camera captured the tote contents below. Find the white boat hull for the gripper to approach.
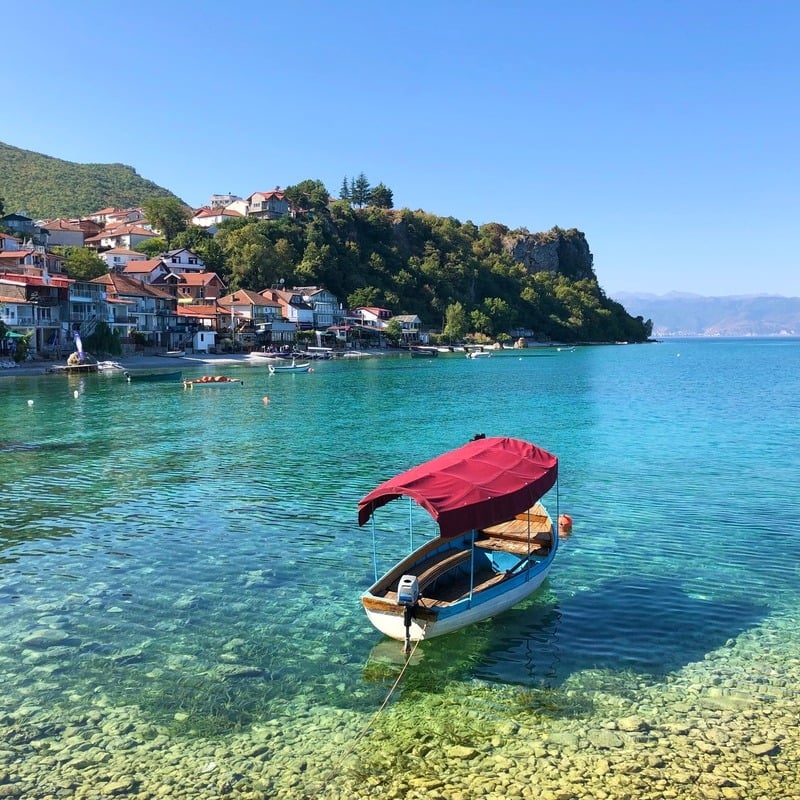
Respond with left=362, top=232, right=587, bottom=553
left=363, top=565, right=551, bottom=641
left=268, top=363, right=311, bottom=373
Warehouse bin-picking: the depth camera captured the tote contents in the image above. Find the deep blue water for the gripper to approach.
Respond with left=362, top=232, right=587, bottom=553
left=1, top=339, right=799, bottom=794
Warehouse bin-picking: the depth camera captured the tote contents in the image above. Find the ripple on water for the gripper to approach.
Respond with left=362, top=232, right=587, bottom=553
left=1, top=341, right=800, bottom=797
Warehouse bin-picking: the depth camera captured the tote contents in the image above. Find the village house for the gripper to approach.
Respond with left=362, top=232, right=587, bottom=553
left=246, top=189, right=289, bottom=220
left=92, top=273, right=179, bottom=351
left=0, top=212, right=42, bottom=240
left=190, top=206, right=243, bottom=233
left=260, top=288, right=314, bottom=330
left=353, top=306, right=393, bottom=330
left=0, top=244, right=65, bottom=275
left=153, top=271, right=227, bottom=305
left=85, top=222, right=158, bottom=251
left=0, top=268, right=72, bottom=354
left=175, top=303, right=220, bottom=353
left=217, top=289, right=294, bottom=350
left=209, top=193, right=242, bottom=209
left=160, top=248, right=205, bottom=272
left=122, top=258, right=170, bottom=284
left=99, top=247, right=147, bottom=273
left=295, top=286, right=345, bottom=329
left=38, top=219, right=86, bottom=248
left=86, top=207, right=145, bottom=226
left=391, top=313, right=423, bottom=344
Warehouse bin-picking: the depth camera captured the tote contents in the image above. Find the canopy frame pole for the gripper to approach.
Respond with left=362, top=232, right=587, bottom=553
left=525, top=488, right=534, bottom=581
left=408, top=497, right=414, bottom=553
left=468, top=530, right=476, bottom=605
left=371, top=516, right=378, bottom=583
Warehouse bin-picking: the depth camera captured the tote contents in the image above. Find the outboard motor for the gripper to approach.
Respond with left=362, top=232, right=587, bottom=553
left=397, top=575, right=419, bottom=607
left=397, top=575, right=419, bottom=653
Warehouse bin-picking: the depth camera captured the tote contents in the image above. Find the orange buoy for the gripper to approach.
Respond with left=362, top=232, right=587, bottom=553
left=558, top=514, right=573, bottom=538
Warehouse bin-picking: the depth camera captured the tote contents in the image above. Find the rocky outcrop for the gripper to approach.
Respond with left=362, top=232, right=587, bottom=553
left=504, top=226, right=596, bottom=281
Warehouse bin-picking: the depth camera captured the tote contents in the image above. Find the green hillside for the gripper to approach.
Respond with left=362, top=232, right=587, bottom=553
left=0, top=142, right=181, bottom=219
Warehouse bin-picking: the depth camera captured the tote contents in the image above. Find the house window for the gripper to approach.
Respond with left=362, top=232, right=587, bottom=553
left=188, top=258, right=197, bottom=265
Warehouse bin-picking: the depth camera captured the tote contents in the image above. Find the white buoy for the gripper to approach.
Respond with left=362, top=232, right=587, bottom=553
left=73, top=390, right=79, bottom=399
left=27, top=399, right=34, bottom=406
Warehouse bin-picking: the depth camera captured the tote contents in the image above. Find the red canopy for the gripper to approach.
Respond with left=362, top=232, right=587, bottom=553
left=357, top=436, right=558, bottom=538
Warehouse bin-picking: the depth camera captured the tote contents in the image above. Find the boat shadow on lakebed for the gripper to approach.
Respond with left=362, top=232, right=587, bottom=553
left=366, top=575, right=768, bottom=692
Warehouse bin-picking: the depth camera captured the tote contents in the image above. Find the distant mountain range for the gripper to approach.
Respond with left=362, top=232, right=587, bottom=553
left=614, top=292, right=800, bottom=337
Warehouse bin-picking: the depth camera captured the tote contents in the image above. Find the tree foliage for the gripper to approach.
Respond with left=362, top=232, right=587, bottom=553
left=142, top=197, right=190, bottom=247
left=208, top=201, right=650, bottom=343
left=184, top=202, right=646, bottom=341
left=350, top=173, right=371, bottom=207
left=443, top=301, right=468, bottom=342
left=0, top=142, right=180, bottom=218
left=284, top=179, right=330, bottom=212
left=61, top=247, right=108, bottom=281
left=368, top=183, right=393, bottom=209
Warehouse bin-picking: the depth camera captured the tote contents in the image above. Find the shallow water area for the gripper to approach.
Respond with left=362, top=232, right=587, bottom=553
left=1, top=340, right=799, bottom=798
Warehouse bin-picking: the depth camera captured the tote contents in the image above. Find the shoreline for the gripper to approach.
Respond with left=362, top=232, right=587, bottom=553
left=0, top=353, right=254, bottom=379
left=0, top=351, right=394, bottom=379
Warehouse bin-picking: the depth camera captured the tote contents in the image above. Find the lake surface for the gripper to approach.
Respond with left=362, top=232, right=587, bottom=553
left=1, top=340, right=799, bottom=799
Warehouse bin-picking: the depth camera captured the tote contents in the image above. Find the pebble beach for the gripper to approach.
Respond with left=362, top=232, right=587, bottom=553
left=2, top=614, right=798, bottom=799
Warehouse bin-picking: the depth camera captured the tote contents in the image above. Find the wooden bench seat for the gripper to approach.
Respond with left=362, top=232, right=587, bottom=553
left=475, top=536, right=549, bottom=556
left=481, top=502, right=553, bottom=542
left=414, top=548, right=471, bottom=590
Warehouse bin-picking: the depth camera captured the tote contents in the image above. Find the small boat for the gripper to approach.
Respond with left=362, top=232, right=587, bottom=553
left=158, top=350, right=186, bottom=358
left=48, top=362, right=99, bottom=374
left=124, top=370, right=182, bottom=383
left=358, top=435, right=563, bottom=651
left=268, top=359, right=311, bottom=374
left=410, top=346, right=438, bottom=358
left=249, top=350, right=303, bottom=361
left=183, top=375, right=244, bottom=388
left=97, top=360, right=125, bottom=372
left=466, top=350, right=491, bottom=359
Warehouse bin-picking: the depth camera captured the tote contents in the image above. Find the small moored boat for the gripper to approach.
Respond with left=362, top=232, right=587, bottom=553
left=124, top=370, right=182, bottom=383
left=358, top=435, right=564, bottom=651
left=183, top=375, right=244, bottom=388
left=268, top=359, right=312, bottom=374
left=410, top=346, right=438, bottom=358
left=97, top=360, right=125, bottom=372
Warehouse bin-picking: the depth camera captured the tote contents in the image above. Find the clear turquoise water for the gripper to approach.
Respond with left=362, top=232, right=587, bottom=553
left=1, top=340, right=799, bottom=797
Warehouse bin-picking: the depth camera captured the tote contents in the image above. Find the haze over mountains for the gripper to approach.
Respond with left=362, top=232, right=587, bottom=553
left=614, top=292, right=800, bottom=337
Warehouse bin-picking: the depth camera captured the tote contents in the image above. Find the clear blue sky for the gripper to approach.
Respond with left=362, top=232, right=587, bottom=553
left=3, top=1, right=798, bottom=296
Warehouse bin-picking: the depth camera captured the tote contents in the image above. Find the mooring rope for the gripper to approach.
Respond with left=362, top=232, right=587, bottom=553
left=313, top=628, right=426, bottom=796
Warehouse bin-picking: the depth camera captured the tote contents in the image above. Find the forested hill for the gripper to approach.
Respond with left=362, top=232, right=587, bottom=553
left=208, top=205, right=652, bottom=343
left=0, top=142, right=180, bottom=218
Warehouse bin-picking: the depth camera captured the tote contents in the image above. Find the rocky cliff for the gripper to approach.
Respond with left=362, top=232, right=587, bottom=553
left=504, top=226, right=596, bottom=281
